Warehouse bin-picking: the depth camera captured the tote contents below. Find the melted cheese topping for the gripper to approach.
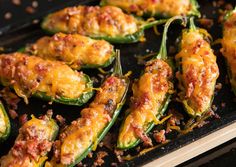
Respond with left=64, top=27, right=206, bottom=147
left=222, top=12, right=236, bottom=88
left=51, top=76, right=127, bottom=165
left=0, top=116, right=57, bottom=167
left=42, top=6, right=138, bottom=37
left=0, top=53, right=89, bottom=101
left=0, top=106, right=6, bottom=137
left=176, top=30, right=219, bottom=116
left=102, top=0, right=191, bottom=17
left=118, top=59, right=172, bottom=148
left=27, top=33, right=114, bottom=69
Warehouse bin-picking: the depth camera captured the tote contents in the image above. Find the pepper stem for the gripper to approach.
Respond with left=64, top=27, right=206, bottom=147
left=140, top=19, right=168, bottom=30
left=156, top=16, right=187, bottom=60
left=113, top=50, right=123, bottom=76
left=189, top=17, right=197, bottom=31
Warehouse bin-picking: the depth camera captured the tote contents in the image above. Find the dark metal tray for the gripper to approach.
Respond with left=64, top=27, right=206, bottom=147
left=0, top=0, right=236, bottom=166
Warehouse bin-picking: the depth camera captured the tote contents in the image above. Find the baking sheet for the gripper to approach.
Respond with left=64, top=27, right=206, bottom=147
left=0, top=0, right=236, bottom=166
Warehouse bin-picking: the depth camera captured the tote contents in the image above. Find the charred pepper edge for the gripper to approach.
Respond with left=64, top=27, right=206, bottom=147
left=33, top=74, right=94, bottom=106
left=100, top=0, right=201, bottom=18
left=116, top=16, right=185, bottom=150
left=0, top=102, right=10, bottom=142
left=176, top=17, right=217, bottom=117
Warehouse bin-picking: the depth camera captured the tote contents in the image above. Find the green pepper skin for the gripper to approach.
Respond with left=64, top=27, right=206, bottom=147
left=222, top=7, right=236, bottom=96
left=176, top=18, right=219, bottom=117
left=0, top=102, right=10, bottom=142
left=117, top=94, right=171, bottom=149
left=18, top=48, right=115, bottom=70
left=117, top=16, right=185, bottom=150
left=0, top=115, right=59, bottom=167
left=41, top=6, right=167, bottom=44
left=67, top=77, right=129, bottom=167
left=46, top=52, right=129, bottom=167
left=90, top=29, right=144, bottom=44
left=33, top=74, right=94, bottom=106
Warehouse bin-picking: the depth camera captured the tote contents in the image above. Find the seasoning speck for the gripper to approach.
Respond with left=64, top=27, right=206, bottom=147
left=4, top=12, right=12, bottom=20
left=12, top=0, right=21, bottom=5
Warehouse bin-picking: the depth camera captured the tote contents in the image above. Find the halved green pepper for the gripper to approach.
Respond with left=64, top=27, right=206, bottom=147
left=221, top=7, right=236, bottom=95
left=41, top=5, right=167, bottom=44
left=117, top=16, right=185, bottom=150
left=0, top=52, right=93, bottom=106
left=100, top=0, right=200, bottom=18
left=45, top=52, right=129, bottom=167
left=175, top=18, right=219, bottom=117
left=0, top=102, right=10, bottom=142
left=0, top=114, right=59, bottom=167
left=23, top=33, right=115, bottom=70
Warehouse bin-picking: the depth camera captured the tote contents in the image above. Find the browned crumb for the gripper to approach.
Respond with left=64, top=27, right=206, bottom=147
left=215, top=83, right=223, bottom=90
left=88, top=152, right=93, bottom=158
left=32, top=19, right=39, bottom=24
left=25, top=6, right=36, bottom=14
left=32, top=1, right=38, bottom=8
left=212, top=105, right=218, bottom=112
left=111, top=162, right=118, bottom=167
left=197, top=120, right=209, bottom=128
left=93, top=151, right=108, bottom=167
left=224, top=3, right=233, bottom=10
left=101, top=132, right=113, bottom=150
left=221, top=102, right=226, bottom=108
left=197, top=18, right=214, bottom=29
left=11, top=0, right=21, bottom=5
left=153, top=130, right=166, bottom=143
left=0, top=87, right=21, bottom=110
left=114, top=149, right=124, bottom=162
left=168, top=46, right=176, bottom=54
left=4, top=12, right=12, bottom=20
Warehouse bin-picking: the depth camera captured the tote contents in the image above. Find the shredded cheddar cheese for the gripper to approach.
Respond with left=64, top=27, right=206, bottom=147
left=0, top=53, right=89, bottom=101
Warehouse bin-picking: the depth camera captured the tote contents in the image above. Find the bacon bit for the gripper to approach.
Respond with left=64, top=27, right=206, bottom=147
left=221, top=102, right=226, bottom=108
left=198, top=18, right=214, bottom=29
left=215, top=83, right=222, bottom=90
left=106, top=77, right=116, bottom=85
left=111, top=162, right=118, bottom=167
left=32, top=1, right=38, bottom=8
left=0, top=87, right=21, bottom=110
left=114, top=149, right=124, bottom=162
left=93, top=151, right=108, bottom=167
left=19, top=114, right=28, bottom=125
left=88, top=152, right=93, bottom=158
left=224, top=3, right=233, bottom=10
left=132, top=123, right=153, bottom=147
left=153, top=130, right=166, bottom=143
left=4, top=12, right=12, bottom=20
left=9, top=109, right=18, bottom=119
left=102, top=132, right=113, bottom=150
left=12, top=0, right=21, bottom=5
left=131, top=92, right=150, bottom=109
left=56, top=115, right=66, bottom=126
left=212, top=105, right=218, bottom=112
left=197, top=120, right=209, bottom=128
left=25, top=6, right=36, bottom=14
